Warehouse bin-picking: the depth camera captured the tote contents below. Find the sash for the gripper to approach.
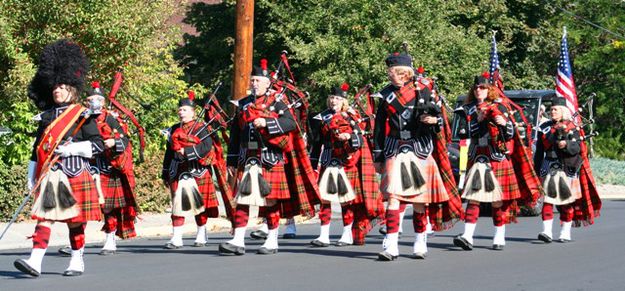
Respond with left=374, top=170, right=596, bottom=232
left=35, top=104, right=86, bottom=177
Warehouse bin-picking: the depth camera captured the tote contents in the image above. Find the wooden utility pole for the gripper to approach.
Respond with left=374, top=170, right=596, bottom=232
left=232, top=0, right=254, bottom=100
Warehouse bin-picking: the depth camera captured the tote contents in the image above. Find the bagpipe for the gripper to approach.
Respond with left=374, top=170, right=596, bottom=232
left=352, top=84, right=376, bottom=140
left=325, top=111, right=362, bottom=167
left=105, top=72, right=146, bottom=164
left=477, top=101, right=510, bottom=154
left=240, top=92, right=292, bottom=151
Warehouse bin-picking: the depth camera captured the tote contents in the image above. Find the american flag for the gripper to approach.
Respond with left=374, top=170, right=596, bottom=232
left=489, top=32, right=504, bottom=90
left=555, top=27, right=579, bottom=120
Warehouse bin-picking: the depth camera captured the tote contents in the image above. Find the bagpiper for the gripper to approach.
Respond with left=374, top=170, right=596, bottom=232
left=14, top=40, right=103, bottom=277
left=535, top=96, right=601, bottom=243
left=374, top=53, right=463, bottom=260
left=453, top=73, right=541, bottom=251
left=219, top=59, right=319, bottom=255
left=309, top=83, right=383, bottom=247
left=161, top=91, right=224, bottom=249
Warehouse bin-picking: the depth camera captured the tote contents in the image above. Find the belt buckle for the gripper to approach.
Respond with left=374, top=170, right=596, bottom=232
left=400, top=130, right=411, bottom=140
left=248, top=141, right=258, bottom=150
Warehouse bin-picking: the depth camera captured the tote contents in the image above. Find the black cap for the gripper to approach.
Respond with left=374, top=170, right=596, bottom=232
left=474, top=72, right=491, bottom=87
left=179, top=90, right=196, bottom=107
left=385, top=52, right=412, bottom=68
left=331, top=83, right=350, bottom=98
left=552, top=96, right=567, bottom=107
left=251, top=59, right=270, bottom=78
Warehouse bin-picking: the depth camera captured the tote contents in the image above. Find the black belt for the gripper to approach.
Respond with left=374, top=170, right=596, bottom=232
left=389, top=129, right=419, bottom=140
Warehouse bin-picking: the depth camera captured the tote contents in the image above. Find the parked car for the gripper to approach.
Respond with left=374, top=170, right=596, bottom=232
left=447, top=90, right=556, bottom=216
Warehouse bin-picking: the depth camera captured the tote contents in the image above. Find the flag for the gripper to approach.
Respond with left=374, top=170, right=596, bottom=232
left=489, top=32, right=504, bottom=90
left=555, top=26, right=579, bottom=122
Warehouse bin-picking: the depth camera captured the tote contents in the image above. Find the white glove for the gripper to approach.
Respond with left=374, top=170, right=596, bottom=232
left=55, top=141, right=93, bottom=158
left=27, top=161, right=37, bottom=191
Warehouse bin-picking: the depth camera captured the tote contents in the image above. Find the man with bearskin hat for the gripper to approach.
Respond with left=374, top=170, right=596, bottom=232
left=534, top=96, right=601, bottom=243
left=373, top=52, right=463, bottom=261
left=219, top=59, right=319, bottom=255
left=161, top=90, right=224, bottom=249
left=453, top=72, right=541, bottom=251
left=14, top=39, right=104, bottom=277
left=308, top=83, right=383, bottom=247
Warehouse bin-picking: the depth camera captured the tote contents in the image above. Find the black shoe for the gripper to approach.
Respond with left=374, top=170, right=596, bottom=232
left=163, top=242, right=183, bottom=249
left=257, top=247, right=278, bottom=255
left=58, top=246, right=72, bottom=257
left=453, top=235, right=473, bottom=251
left=492, top=244, right=504, bottom=251
left=250, top=230, right=268, bottom=240
left=412, top=252, right=426, bottom=260
left=219, top=242, right=245, bottom=255
left=99, top=249, right=116, bottom=256
left=282, top=233, right=296, bottom=239
left=192, top=242, right=208, bottom=247
left=377, top=251, right=398, bottom=261
left=335, top=241, right=352, bottom=247
left=62, top=270, right=83, bottom=277
left=538, top=233, right=552, bottom=243
left=310, top=239, right=330, bottom=247
left=14, top=259, right=40, bottom=277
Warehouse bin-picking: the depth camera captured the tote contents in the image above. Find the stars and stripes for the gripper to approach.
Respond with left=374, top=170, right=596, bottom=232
left=489, top=32, right=504, bottom=90
left=555, top=27, right=579, bottom=120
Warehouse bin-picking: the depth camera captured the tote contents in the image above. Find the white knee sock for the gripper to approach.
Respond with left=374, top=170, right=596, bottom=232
left=559, top=221, right=572, bottom=241
left=66, top=248, right=85, bottom=272
left=316, top=224, right=330, bottom=244
left=541, top=219, right=553, bottom=238
left=261, top=228, right=279, bottom=249
left=24, top=248, right=46, bottom=273
left=228, top=227, right=247, bottom=247
left=414, top=232, right=428, bottom=254
left=383, top=232, right=399, bottom=256
left=493, top=225, right=506, bottom=246
left=169, top=226, right=184, bottom=246
left=462, top=223, right=477, bottom=245
left=102, top=232, right=117, bottom=251
left=338, top=223, right=353, bottom=244
left=195, top=225, right=207, bottom=244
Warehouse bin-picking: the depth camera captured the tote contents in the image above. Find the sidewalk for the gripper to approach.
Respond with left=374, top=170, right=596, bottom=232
left=1, top=187, right=623, bottom=251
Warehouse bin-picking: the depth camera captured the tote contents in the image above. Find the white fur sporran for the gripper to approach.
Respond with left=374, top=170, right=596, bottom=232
left=384, top=150, right=426, bottom=196
left=318, top=161, right=356, bottom=204
left=235, top=159, right=272, bottom=207
left=31, top=166, right=79, bottom=221
left=543, top=163, right=580, bottom=205
left=462, top=155, right=503, bottom=203
left=172, top=172, right=205, bottom=216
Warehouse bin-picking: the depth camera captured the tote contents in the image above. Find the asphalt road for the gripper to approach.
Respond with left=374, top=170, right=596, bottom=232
left=2, top=200, right=625, bottom=291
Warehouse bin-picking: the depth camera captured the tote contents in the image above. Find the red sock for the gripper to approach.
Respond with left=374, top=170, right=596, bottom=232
left=385, top=209, right=400, bottom=234
left=341, top=205, right=354, bottom=226
left=412, top=211, right=427, bottom=233
left=32, top=225, right=51, bottom=249
left=542, top=203, right=554, bottom=221
left=104, top=212, right=118, bottom=233
left=195, top=211, right=208, bottom=226
left=319, top=204, right=332, bottom=226
left=68, top=224, right=86, bottom=250
left=265, top=205, right=281, bottom=230
left=559, top=204, right=574, bottom=222
left=171, top=215, right=185, bottom=227
left=234, top=205, right=250, bottom=228
left=352, top=205, right=370, bottom=245
left=465, top=203, right=480, bottom=224
left=492, top=206, right=505, bottom=227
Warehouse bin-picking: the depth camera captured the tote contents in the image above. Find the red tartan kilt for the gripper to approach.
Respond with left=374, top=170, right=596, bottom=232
left=261, top=163, right=290, bottom=200
left=169, top=170, right=218, bottom=209
left=100, top=170, right=136, bottom=212
left=384, top=154, right=450, bottom=204
left=320, top=164, right=364, bottom=205
left=32, top=170, right=101, bottom=223
left=468, top=156, right=521, bottom=201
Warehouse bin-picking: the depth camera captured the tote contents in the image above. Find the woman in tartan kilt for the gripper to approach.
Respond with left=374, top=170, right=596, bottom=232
left=453, top=73, right=521, bottom=251
left=374, top=53, right=463, bottom=261
left=14, top=40, right=104, bottom=277
left=309, top=83, right=383, bottom=247
left=161, top=91, right=219, bottom=249
left=86, top=82, right=138, bottom=255
left=535, top=96, right=589, bottom=243
left=219, top=59, right=319, bottom=256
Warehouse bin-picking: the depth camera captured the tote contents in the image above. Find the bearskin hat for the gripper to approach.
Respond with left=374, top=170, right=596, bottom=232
left=28, top=39, right=90, bottom=110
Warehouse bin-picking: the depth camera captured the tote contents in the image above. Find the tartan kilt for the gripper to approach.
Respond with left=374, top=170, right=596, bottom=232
left=101, top=169, right=136, bottom=213
left=467, top=156, right=520, bottom=201
left=237, top=163, right=290, bottom=200
left=32, top=169, right=102, bottom=223
left=382, top=154, right=450, bottom=204
left=169, top=170, right=218, bottom=209
left=319, top=164, right=363, bottom=205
